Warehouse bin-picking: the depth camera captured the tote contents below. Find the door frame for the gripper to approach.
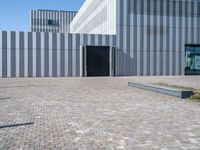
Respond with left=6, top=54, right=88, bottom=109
left=80, top=45, right=115, bottom=77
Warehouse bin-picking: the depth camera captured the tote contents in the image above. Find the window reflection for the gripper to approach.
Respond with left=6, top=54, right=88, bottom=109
left=185, top=45, right=200, bottom=75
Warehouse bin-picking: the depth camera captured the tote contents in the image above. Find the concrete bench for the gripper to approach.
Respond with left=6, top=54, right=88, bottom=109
left=128, top=82, right=193, bottom=99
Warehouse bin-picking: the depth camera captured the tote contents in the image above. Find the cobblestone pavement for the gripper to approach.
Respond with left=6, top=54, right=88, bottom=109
left=0, top=76, right=200, bottom=150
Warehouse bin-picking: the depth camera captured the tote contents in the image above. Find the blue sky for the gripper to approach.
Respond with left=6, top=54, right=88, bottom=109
left=0, top=0, right=84, bottom=31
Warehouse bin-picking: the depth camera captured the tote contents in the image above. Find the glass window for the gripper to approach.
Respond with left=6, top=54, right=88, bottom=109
left=185, top=45, right=200, bottom=75
left=48, top=20, right=53, bottom=26
left=194, top=47, right=200, bottom=72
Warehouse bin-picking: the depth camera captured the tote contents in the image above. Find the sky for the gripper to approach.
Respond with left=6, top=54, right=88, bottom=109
left=0, top=0, right=84, bottom=32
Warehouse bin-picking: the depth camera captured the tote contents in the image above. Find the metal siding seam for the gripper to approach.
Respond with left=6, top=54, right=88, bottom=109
left=31, top=11, right=35, bottom=32
left=95, top=34, right=98, bottom=46
left=42, top=10, right=44, bottom=32
left=46, top=11, right=49, bottom=32
left=35, top=10, right=36, bottom=31
left=19, top=32, right=24, bottom=77
left=122, top=33, right=126, bottom=76
left=191, top=2, right=194, bottom=44
left=52, top=33, right=57, bottom=77
left=32, top=32, right=36, bottom=77
left=60, top=12, right=62, bottom=32
left=41, top=33, right=45, bottom=77
left=57, top=33, right=61, bottom=77
left=185, top=2, right=189, bottom=45
left=146, top=0, right=151, bottom=76
left=133, top=14, right=137, bottom=76
left=24, top=32, right=28, bottom=77
left=169, top=5, right=173, bottom=75
left=123, top=0, right=128, bottom=75
left=175, top=3, right=179, bottom=75
left=101, top=35, right=105, bottom=46
left=143, top=0, right=147, bottom=76
left=16, top=32, right=20, bottom=77
left=149, top=0, right=154, bottom=76
left=11, top=32, right=16, bottom=77
left=163, top=1, right=167, bottom=76
left=137, top=15, right=141, bottom=76
left=37, top=33, right=41, bottom=77
left=0, top=32, right=2, bottom=77
left=68, top=34, right=72, bottom=77
left=140, top=0, right=144, bottom=76
left=127, top=5, right=131, bottom=76
left=49, top=33, right=53, bottom=77
left=80, top=34, right=84, bottom=46
left=30, top=11, right=32, bottom=31
left=7, top=31, right=11, bottom=78
left=37, top=11, right=40, bottom=32
left=179, top=9, right=182, bottom=75
left=198, top=14, right=200, bottom=44
left=72, top=34, right=77, bottom=77
left=160, top=1, right=163, bottom=76
left=130, top=14, right=134, bottom=75
left=42, top=11, right=44, bottom=32
left=98, top=34, right=102, bottom=46
left=76, top=34, right=80, bottom=76
left=44, top=33, right=49, bottom=77
left=156, top=0, right=160, bottom=76
left=2, top=32, right=7, bottom=77
left=91, top=34, right=95, bottom=46
left=181, top=2, right=185, bottom=75
left=28, top=32, right=33, bottom=77
left=172, top=3, right=176, bottom=76
left=153, top=1, right=157, bottom=75
left=188, top=2, right=192, bottom=44
left=194, top=4, right=198, bottom=43
left=165, top=0, right=170, bottom=76
left=36, top=11, right=42, bottom=31
left=65, top=34, right=69, bottom=76
left=60, top=33, right=65, bottom=77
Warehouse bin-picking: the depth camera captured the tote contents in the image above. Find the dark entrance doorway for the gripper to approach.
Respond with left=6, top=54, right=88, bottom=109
left=86, top=46, right=110, bottom=76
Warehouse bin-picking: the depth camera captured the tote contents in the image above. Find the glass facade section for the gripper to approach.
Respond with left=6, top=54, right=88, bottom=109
left=185, top=45, right=200, bottom=75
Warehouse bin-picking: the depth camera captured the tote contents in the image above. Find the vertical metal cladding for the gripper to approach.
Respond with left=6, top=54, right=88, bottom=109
left=116, top=0, right=200, bottom=76
left=31, top=10, right=77, bottom=33
left=0, top=31, right=116, bottom=78
left=0, top=32, right=2, bottom=77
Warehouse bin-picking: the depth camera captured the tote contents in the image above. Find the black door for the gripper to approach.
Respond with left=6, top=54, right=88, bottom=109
left=86, top=46, right=110, bottom=76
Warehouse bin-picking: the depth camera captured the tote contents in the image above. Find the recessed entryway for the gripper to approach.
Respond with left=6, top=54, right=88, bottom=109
left=80, top=46, right=115, bottom=77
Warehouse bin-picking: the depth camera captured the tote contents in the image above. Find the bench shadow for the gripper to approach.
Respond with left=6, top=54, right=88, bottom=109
left=0, top=97, right=11, bottom=100
left=0, top=122, right=34, bottom=129
left=0, top=85, right=57, bottom=89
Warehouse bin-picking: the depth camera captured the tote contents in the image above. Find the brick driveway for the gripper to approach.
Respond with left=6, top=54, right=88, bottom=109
left=0, top=76, right=200, bottom=150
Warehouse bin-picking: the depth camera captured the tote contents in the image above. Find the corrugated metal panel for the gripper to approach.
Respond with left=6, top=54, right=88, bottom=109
left=116, top=0, right=200, bottom=76
left=0, top=31, right=116, bottom=78
left=30, top=10, right=77, bottom=33
left=0, top=32, right=2, bottom=77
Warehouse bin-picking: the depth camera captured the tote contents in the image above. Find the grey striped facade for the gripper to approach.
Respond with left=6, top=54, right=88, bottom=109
left=0, top=31, right=116, bottom=78
left=31, top=10, right=77, bottom=33
left=115, top=0, right=200, bottom=76
left=1, top=0, right=200, bottom=78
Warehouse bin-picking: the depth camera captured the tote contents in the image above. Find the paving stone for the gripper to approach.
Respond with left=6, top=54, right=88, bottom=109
left=0, top=76, right=200, bottom=149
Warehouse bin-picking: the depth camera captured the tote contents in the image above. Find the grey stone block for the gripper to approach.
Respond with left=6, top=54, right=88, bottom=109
left=128, top=82, right=193, bottom=99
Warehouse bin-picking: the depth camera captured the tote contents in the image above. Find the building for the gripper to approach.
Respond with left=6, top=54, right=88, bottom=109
left=71, top=0, right=200, bottom=76
left=0, top=0, right=200, bottom=78
left=31, top=10, right=77, bottom=33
